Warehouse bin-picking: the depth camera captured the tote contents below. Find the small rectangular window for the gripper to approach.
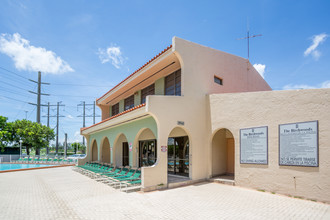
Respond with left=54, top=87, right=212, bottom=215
left=124, top=95, right=134, bottom=111
left=214, top=76, right=223, bottom=85
left=112, top=103, right=119, bottom=116
left=141, top=84, right=155, bottom=104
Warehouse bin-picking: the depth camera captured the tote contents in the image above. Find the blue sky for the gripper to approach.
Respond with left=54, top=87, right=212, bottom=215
left=0, top=0, right=329, bottom=144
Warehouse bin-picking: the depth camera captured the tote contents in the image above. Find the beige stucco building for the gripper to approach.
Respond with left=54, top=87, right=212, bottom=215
left=80, top=37, right=330, bottom=203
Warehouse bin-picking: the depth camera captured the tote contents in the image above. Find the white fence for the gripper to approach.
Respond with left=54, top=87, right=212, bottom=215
left=0, top=155, right=20, bottom=163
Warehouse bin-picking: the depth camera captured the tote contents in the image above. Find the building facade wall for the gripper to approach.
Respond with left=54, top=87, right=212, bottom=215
left=87, top=116, right=157, bottom=167
left=209, top=88, right=330, bottom=203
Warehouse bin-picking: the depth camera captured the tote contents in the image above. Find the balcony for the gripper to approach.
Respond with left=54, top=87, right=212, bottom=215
left=81, top=103, right=147, bottom=135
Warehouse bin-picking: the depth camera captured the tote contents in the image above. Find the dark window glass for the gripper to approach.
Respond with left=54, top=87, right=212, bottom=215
left=214, top=76, right=223, bottom=85
left=111, top=103, right=119, bottom=116
left=141, top=84, right=155, bottom=104
left=124, top=95, right=134, bottom=110
left=165, top=69, right=181, bottom=96
left=122, top=142, right=129, bottom=166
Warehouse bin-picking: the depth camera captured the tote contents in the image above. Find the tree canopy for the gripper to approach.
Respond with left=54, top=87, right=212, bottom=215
left=0, top=116, right=55, bottom=155
left=0, top=116, right=14, bottom=152
left=71, top=142, right=85, bottom=154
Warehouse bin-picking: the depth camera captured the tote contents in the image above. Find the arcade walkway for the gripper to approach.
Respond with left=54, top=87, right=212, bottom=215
left=0, top=167, right=329, bottom=219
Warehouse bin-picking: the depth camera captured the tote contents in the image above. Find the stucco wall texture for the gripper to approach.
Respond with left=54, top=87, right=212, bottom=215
left=209, top=88, right=330, bottom=203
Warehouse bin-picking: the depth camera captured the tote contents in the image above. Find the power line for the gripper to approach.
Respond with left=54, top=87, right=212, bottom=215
left=0, top=80, right=30, bottom=92
left=14, top=102, right=29, bottom=119
left=50, top=94, right=98, bottom=98
left=0, top=66, right=30, bottom=80
left=0, top=95, right=29, bottom=104
left=77, top=101, right=100, bottom=145
left=0, top=72, right=34, bottom=88
left=28, top=106, right=36, bottom=119
left=42, top=102, right=65, bottom=154
left=0, top=87, right=34, bottom=99
left=50, top=83, right=112, bottom=87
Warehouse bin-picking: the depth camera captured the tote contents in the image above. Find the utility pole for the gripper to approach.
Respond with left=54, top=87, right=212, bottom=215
left=64, top=133, right=67, bottom=158
left=43, top=102, right=65, bottom=154
left=77, top=101, right=100, bottom=145
left=56, top=102, right=60, bottom=154
left=28, top=71, right=50, bottom=123
left=45, top=102, right=50, bottom=155
left=93, top=101, right=96, bottom=124
left=47, top=102, right=50, bottom=127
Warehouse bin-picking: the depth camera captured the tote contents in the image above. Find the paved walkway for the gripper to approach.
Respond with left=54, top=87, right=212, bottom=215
left=0, top=167, right=329, bottom=220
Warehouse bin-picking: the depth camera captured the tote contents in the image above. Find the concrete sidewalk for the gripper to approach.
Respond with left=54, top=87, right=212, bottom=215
left=0, top=167, right=329, bottom=219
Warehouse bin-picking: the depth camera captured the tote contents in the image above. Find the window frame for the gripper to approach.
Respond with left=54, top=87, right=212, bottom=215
left=111, top=103, right=119, bottom=116
left=124, top=95, right=135, bottom=111
left=165, top=69, right=181, bottom=96
left=141, top=84, right=155, bottom=104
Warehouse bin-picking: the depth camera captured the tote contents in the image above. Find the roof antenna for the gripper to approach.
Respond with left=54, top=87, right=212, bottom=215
left=237, top=17, right=262, bottom=60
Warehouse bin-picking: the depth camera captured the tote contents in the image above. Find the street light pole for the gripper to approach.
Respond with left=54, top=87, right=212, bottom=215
left=19, top=140, right=23, bottom=159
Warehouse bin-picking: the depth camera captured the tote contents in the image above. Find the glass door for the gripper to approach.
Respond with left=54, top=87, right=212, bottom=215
left=139, top=140, right=157, bottom=167
left=168, top=136, right=189, bottom=177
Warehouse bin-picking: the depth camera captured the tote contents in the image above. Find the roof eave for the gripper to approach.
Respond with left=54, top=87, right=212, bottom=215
left=96, top=45, right=173, bottom=105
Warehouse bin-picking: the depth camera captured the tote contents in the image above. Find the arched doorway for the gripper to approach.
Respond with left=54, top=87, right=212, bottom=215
left=135, top=128, right=157, bottom=168
left=113, top=133, right=129, bottom=167
left=167, top=127, right=190, bottom=177
left=101, top=137, right=110, bottom=163
left=211, top=128, right=235, bottom=177
left=91, top=140, right=98, bottom=162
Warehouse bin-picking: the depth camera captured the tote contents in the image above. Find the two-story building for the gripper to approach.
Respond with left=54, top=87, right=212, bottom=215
left=80, top=37, right=330, bottom=203
left=80, top=36, right=270, bottom=187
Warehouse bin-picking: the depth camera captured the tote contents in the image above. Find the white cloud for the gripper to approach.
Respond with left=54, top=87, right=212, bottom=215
left=72, top=131, right=82, bottom=143
left=66, top=114, right=73, bottom=119
left=283, top=80, right=330, bottom=90
left=253, top=63, right=266, bottom=78
left=98, top=45, right=125, bottom=69
left=320, top=81, right=330, bottom=88
left=74, top=131, right=80, bottom=137
left=0, top=33, right=74, bottom=74
left=304, top=33, right=328, bottom=60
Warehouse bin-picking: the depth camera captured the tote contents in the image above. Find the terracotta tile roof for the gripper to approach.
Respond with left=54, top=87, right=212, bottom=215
left=81, top=103, right=146, bottom=132
left=97, top=45, right=173, bottom=103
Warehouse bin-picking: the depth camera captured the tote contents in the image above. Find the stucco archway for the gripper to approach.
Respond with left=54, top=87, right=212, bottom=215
left=113, top=133, right=129, bottom=167
left=91, top=140, right=98, bottom=162
left=100, top=137, right=111, bottom=163
left=167, top=127, right=190, bottom=177
left=211, top=128, right=235, bottom=177
left=134, top=128, right=157, bottom=168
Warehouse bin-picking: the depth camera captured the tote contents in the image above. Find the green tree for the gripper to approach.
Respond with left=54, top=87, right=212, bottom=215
left=13, top=119, right=55, bottom=155
left=71, top=142, right=85, bottom=154
left=0, top=116, right=14, bottom=152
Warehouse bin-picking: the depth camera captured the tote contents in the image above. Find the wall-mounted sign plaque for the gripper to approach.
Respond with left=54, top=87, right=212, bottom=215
left=240, top=126, right=268, bottom=164
left=279, top=121, right=318, bottom=167
left=161, top=146, right=167, bottom=152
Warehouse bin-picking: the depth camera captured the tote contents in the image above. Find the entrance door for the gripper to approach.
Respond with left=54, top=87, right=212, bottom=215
left=138, top=140, right=157, bottom=167
left=168, top=136, right=189, bottom=177
left=122, top=142, right=129, bottom=166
